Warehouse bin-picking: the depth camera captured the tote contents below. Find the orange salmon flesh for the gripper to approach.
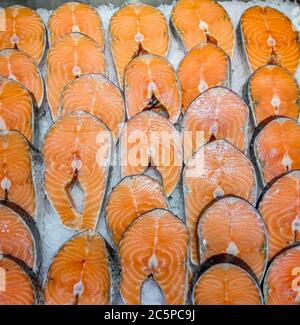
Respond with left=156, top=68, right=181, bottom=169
left=198, top=196, right=268, bottom=282
left=171, top=0, right=235, bottom=57
left=183, top=86, right=248, bottom=162
left=0, top=130, right=36, bottom=217
left=106, top=175, right=168, bottom=247
left=109, top=3, right=169, bottom=88
left=0, top=256, right=37, bottom=305
left=178, top=43, right=230, bottom=112
left=248, top=65, right=300, bottom=126
left=258, top=170, right=300, bottom=260
left=46, top=32, right=106, bottom=120
left=183, top=140, right=257, bottom=265
left=241, top=6, right=300, bottom=74
left=253, top=117, right=300, bottom=185
left=48, top=2, right=104, bottom=48
left=264, top=245, right=300, bottom=305
left=58, top=73, right=125, bottom=142
left=119, top=209, right=189, bottom=305
left=124, top=54, right=181, bottom=124
left=0, top=76, right=34, bottom=141
left=120, top=111, right=182, bottom=197
left=0, top=49, right=44, bottom=107
left=0, top=5, right=45, bottom=63
left=193, top=262, right=263, bottom=305
left=43, top=111, right=112, bottom=231
left=43, top=231, right=111, bottom=305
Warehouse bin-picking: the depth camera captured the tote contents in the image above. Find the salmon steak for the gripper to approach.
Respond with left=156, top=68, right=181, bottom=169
left=183, top=140, right=257, bottom=265
left=183, top=86, right=249, bottom=162
left=178, top=43, right=230, bottom=112
left=119, top=208, right=189, bottom=305
left=251, top=117, right=300, bottom=185
left=43, top=111, right=112, bottom=231
left=109, top=3, right=169, bottom=88
left=263, top=245, right=300, bottom=305
left=48, top=2, right=104, bottom=48
left=171, top=0, right=235, bottom=57
left=46, top=32, right=106, bottom=120
left=240, top=6, right=300, bottom=74
left=58, top=73, right=125, bottom=142
left=193, top=254, right=263, bottom=305
left=0, top=202, right=40, bottom=272
left=198, top=196, right=267, bottom=281
left=0, top=76, right=34, bottom=141
left=0, top=130, right=36, bottom=216
left=0, top=49, right=44, bottom=107
left=0, top=5, right=45, bottom=63
left=124, top=54, right=181, bottom=124
left=106, top=174, right=168, bottom=247
left=0, top=255, right=39, bottom=305
left=247, top=65, right=300, bottom=126
left=43, top=231, right=111, bottom=305
left=258, top=170, right=300, bottom=260
left=120, top=111, right=182, bottom=197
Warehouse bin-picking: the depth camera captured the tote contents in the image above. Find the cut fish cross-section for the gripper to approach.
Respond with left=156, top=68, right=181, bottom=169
left=43, top=111, right=112, bottom=231
left=171, top=0, right=235, bottom=57
left=46, top=32, right=106, bottom=120
left=240, top=6, right=300, bottom=74
left=0, top=5, right=46, bottom=63
left=0, top=48, right=44, bottom=107
left=183, top=140, right=257, bottom=265
left=109, top=3, right=169, bottom=88
left=43, top=231, right=111, bottom=305
left=48, top=2, right=104, bottom=48
left=120, top=111, right=182, bottom=197
left=0, top=130, right=36, bottom=217
left=58, top=73, right=125, bottom=143
left=183, top=86, right=249, bottom=162
left=0, top=76, right=34, bottom=142
left=198, top=195, right=268, bottom=282
left=178, top=43, right=230, bottom=112
left=119, top=208, right=189, bottom=305
left=106, top=174, right=168, bottom=247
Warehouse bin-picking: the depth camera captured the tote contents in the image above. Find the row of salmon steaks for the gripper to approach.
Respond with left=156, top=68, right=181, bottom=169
left=0, top=0, right=300, bottom=305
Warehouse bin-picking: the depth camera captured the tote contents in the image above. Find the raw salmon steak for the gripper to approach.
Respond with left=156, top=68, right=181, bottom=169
left=263, top=245, right=300, bottom=305
left=198, top=196, right=267, bottom=282
left=0, top=130, right=36, bottom=216
left=171, top=0, right=234, bottom=57
left=240, top=6, right=300, bottom=74
left=252, top=117, right=300, bottom=185
left=58, top=73, right=125, bottom=142
left=258, top=170, right=300, bottom=260
left=0, top=49, right=44, bottom=107
left=0, top=76, right=34, bottom=141
left=247, top=65, right=300, bottom=126
left=193, top=255, right=263, bottom=305
left=183, top=140, right=257, bottom=265
left=109, top=3, right=169, bottom=88
left=46, top=32, right=106, bottom=120
left=0, top=202, right=40, bottom=272
left=124, top=54, right=181, bottom=123
left=48, top=2, right=104, bottom=48
left=43, top=111, right=112, bottom=231
left=183, top=86, right=248, bottom=162
left=119, top=208, right=189, bottom=305
left=120, top=111, right=182, bottom=197
left=0, top=5, right=45, bottom=63
left=43, top=231, right=111, bottom=305
left=178, top=43, right=230, bottom=112
left=0, top=255, right=39, bottom=305
left=106, top=174, right=168, bottom=247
